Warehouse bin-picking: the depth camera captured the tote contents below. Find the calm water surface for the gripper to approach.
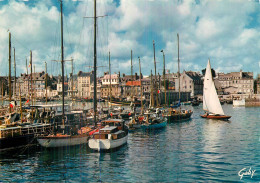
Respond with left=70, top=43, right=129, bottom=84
left=0, top=104, right=259, bottom=182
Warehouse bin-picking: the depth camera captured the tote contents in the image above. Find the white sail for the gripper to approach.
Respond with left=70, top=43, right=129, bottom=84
left=203, top=59, right=224, bottom=115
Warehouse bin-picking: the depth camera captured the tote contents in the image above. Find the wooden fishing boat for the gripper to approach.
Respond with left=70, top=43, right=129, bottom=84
left=36, top=1, right=96, bottom=148
left=37, top=128, right=92, bottom=148
left=200, top=59, right=231, bottom=120
left=165, top=108, right=193, bottom=122
left=164, top=34, right=193, bottom=122
left=141, top=117, right=167, bottom=130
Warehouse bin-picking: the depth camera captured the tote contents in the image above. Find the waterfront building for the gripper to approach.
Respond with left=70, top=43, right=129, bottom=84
left=77, top=71, right=94, bottom=98
left=256, top=74, right=260, bottom=94
left=67, top=73, right=78, bottom=98
left=100, top=72, right=121, bottom=98
left=216, top=70, right=254, bottom=95
left=17, top=72, right=50, bottom=98
left=175, top=71, right=203, bottom=98
left=0, top=77, right=9, bottom=97
left=90, top=79, right=102, bottom=99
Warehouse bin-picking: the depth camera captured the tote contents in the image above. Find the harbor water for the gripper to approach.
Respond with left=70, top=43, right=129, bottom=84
left=0, top=103, right=259, bottom=182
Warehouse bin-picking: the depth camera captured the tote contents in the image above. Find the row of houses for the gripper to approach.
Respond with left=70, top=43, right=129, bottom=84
left=0, top=69, right=257, bottom=100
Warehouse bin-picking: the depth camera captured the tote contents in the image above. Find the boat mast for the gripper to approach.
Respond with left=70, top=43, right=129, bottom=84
left=34, top=65, right=36, bottom=104
left=109, top=51, right=111, bottom=103
left=177, top=33, right=181, bottom=109
left=2, top=82, right=3, bottom=106
left=19, top=83, right=22, bottom=122
left=161, top=50, right=167, bottom=106
left=60, top=0, right=65, bottom=126
left=45, top=61, right=47, bottom=104
left=71, top=58, right=73, bottom=101
left=93, top=0, right=97, bottom=126
left=8, top=32, right=11, bottom=113
left=138, top=57, right=143, bottom=114
left=13, top=47, right=16, bottom=98
left=153, top=40, right=159, bottom=107
left=131, top=50, right=133, bottom=101
left=30, top=50, right=33, bottom=105
left=26, top=58, right=29, bottom=99
left=150, top=70, right=154, bottom=108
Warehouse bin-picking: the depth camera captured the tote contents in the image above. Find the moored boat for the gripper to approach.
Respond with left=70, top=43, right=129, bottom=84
left=164, top=108, right=193, bottom=122
left=233, top=99, right=245, bottom=107
left=141, top=109, right=167, bottom=130
left=0, top=123, right=52, bottom=152
left=37, top=132, right=90, bottom=148
left=88, top=119, right=128, bottom=151
left=36, top=1, right=96, bottom=148
left=163, top=34, right=193, bottom=122
left=191, top=100, right=200, bottom=106
left=141, top=117, right=167, bottom=130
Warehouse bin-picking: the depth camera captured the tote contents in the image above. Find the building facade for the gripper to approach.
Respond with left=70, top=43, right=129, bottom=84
left=77, top=71, right=94, bottom=98
left=216, top=70, right=254, bottom=95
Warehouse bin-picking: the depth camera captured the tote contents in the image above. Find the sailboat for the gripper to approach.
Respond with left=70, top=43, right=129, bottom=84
left=37, top=0, right=95, bottom=148
left=88, top=0, right=129, bottom=151
left=0, top=33, right=53, bottom=153
left=164, top=33, right=192, bottom=122
left=200, top=59, right=231, bottom=120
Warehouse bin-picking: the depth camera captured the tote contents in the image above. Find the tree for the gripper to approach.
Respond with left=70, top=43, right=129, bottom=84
left=202, top=68, right=216, bottom=78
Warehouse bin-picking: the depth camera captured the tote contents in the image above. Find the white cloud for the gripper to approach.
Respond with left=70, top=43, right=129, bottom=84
left=1, top=0, right=260, bottom=77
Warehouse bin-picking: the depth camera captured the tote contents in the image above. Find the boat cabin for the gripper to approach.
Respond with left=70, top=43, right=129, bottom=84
left=93, top=126, right=126, bottom=140
left=101, top=119, right=125, bottom=129
left=92, top=119, right=127, bottom=140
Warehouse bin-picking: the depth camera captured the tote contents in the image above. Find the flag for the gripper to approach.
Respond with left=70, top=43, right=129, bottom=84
left=166, top=70, right=169, bottom=74
left=28, top=64, right=31, bottom=68
left=25, top=99, right=29, bottom=104
left=157, top=90, right=160, bottom=94
left=10, top=101, right=15, bottom=108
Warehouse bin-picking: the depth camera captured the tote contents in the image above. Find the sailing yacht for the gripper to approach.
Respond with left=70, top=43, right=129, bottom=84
left=200, top=59, right=231, bottom=120
left=37, top=0, right=95, bottom=148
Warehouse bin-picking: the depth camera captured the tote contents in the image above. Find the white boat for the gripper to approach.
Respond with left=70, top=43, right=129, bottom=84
left=88, top=119, right=128, bottom=151
left=201, top=59, right=231, bottom=120
left=233, top=99, right=245, bottom=107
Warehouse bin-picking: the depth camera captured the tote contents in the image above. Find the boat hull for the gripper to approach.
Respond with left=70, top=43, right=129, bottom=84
left=0, top=134, right=35, bottom=152
left=166, top=112, right=192, bottom=122
left=0, top=124, right=53, bottom=152
left=200, top=114, right=231, bottom=120
left=128, top=124, right=142, bottom=132
left=37, top=134, right=89, bottom=148
left=88, top=135, right=128, bottom=151
left=141, top=121, right=167, bottom=130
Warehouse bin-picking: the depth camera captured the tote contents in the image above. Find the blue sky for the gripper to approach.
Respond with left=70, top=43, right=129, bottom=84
left=0, top=0, right=260, bottom=77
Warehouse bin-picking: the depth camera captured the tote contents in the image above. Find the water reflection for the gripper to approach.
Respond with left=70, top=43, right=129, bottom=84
left=0, top=104, right=259, bottom=182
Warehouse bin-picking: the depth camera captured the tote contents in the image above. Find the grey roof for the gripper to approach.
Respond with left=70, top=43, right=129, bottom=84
left=77, top=71, right=94, bottom=77
left=185, top=71, right=202, bottom=80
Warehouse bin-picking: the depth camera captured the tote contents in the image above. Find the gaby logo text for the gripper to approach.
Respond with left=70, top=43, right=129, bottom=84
left=238, top=167, right=256, bottom=180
